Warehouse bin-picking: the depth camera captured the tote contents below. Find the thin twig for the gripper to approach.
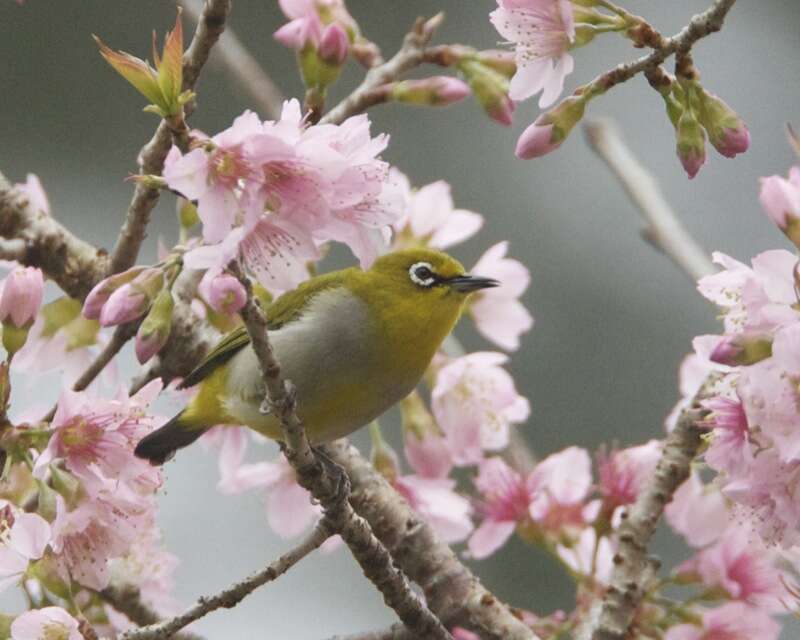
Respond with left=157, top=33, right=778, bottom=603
left=99, top=585, right=203, bottom=640
left=232, top=263, right=453, bottom=640
left=576, top=375, right=720, bottom=640
left=584, top=119, right=715, bottom=282
left=321, top=13, right=444, bottom=126
left=108, top=0, right=233, bottom=275
left=590, top=0, right=736, bottom=93
left=119, top=524, right=330, bottom=640
left=181, top=0, right=284, bottom=119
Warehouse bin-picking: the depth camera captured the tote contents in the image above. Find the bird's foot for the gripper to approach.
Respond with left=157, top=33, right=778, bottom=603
left=259, top=379, right=297, bottom=416
left=312, top=445, right=351, bottom=511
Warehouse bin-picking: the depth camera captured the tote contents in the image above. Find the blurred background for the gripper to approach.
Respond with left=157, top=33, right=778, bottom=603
left=2, top=1, right=799, bottom=637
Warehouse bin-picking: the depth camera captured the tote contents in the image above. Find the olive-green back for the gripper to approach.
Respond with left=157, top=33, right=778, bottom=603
left=178, top=270, right=354, bottom=390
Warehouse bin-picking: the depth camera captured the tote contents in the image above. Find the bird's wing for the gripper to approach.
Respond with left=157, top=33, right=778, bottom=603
left=177, top=270, right=353, bottom=389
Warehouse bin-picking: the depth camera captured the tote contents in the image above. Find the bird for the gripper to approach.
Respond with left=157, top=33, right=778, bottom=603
left=134, top=248, right=499, bottom=465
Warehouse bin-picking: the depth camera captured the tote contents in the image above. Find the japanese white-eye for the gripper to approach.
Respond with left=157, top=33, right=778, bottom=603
left=135, top=248, right=499, bottom=464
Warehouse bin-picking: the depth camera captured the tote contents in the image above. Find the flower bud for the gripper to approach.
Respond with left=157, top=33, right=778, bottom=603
left=318, top=22, right=349, bottom=65
left=709, top=334, right=772, bottom=366
left=199, top=270, right=246, bottom=316
left=760, top=171, right=800, bottom=248
left=83, top=267, right=148, bottom=320
left=697, top=90, right=749, bottom=158
left=474, top=50, right=516, bottom=79
left=0, top=266, right=43, bottom=329
left=98, top=268, right=163, bottom=327
left=516, top=95, right=587, bottom=159
left=391, top=77, right=471, bottom=107
left=459, top=59, right=514, bottom=126
left=135, top=288, right=174, bottom=364
left=369, top=422, right=400, bottom=483
left=675, top=108, right=707, bottom=179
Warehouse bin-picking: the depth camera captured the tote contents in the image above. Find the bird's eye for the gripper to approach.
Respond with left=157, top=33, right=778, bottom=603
left=409, top=262, right=436, bottom=287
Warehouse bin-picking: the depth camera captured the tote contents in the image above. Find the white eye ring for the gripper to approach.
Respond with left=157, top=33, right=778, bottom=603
left=409, top=261, right=436, bottom=287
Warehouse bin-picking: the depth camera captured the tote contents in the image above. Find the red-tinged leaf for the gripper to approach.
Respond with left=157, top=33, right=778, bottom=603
left=93, top=34, right=163, bottom=107
left=158, top=9, right=184, bottom=109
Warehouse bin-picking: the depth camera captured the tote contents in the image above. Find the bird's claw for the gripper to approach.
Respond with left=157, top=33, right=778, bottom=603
left=313, top=446, right=351, bottom=509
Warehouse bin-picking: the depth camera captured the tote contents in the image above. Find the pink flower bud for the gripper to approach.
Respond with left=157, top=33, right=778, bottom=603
left=82, top=266, right=146, bottom=320
left=0, top=266, right=43, bottom=328
left=713, top=124, right=750, bottom=158
left=391, top=77, right=471, bottom=107
left=199, top=270, right=246, bottom=316
left=98, top=268, right=163, bottom=327
left=488, top=94, right=515, bottom=126
left=318, top=23, right=349, bottom=65
left=515, top=119, right=560, bottom=159
left=709, top=334, right=772, bottom=366
left=99, top=283, right=148, bottom=327
left=759, top=170, right=800, bottom=247
left=516, top=94, right=587, bottom=160
left=698, top=91, right=750, bottom=158
left=675, top=109, right=707, bottom=179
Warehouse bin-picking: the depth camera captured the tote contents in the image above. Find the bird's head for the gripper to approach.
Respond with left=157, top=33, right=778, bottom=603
left=368, top=248, right=499, bottom=301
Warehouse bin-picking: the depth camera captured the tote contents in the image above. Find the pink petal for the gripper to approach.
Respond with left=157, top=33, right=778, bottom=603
left=467, top=519, right=516, bottom=559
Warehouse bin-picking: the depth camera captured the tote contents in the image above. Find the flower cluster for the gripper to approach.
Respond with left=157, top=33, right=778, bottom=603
left=164, top=100, right=405, bottom=292
left=0, top=381, right=177, bottom=635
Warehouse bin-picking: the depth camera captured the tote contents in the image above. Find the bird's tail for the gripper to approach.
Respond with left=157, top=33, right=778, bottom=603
left=134, top=411, right=206, bottom=465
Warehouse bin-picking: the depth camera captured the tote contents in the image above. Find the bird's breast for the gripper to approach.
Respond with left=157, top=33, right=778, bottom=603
left=223, top=288, right=420, bottom=442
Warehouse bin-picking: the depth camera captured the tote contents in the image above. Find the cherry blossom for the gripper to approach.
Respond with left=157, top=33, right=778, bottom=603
left=0, top=503, right=51, bottom=592
left=10, top=607, right=84, bottom=640
left=664, top=602, right=780, bottom=640
left=489, top=0, right=575, bottom=108
left=468, top=242, right=533, bottom=351
left=392, top=175, right=483, bottom=250
left=676, top=528, right=785, bottom=610
left=468, top=457, right=531, bottom=558
left=432, top=352, right=530, bottom=465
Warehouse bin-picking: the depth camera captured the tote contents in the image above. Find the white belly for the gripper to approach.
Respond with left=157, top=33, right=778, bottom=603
left=222, top=289, right=415, bottom=442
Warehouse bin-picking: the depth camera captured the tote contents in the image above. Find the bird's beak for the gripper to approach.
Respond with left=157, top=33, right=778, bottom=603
left=447, top=274, right=501, bottom=293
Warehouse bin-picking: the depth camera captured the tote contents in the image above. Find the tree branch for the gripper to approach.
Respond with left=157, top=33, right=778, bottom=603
left=181, top=0, right=284, bottom=119
left=320, top=13, right=444, bottom=126
left=583, top=119, right=715, bottom=282
left=118, top=523, right=330, bottom=640
left=590, top=0, right=736, bottom=93
left=0, top=171, right=110, bottom=299
left=107, top=0, right=233, bottom=275
left=576, top=376, right=719, bottom=640
left=327, top=441, right=537, bottom=640
left=232, top=264, right=453, bottom=640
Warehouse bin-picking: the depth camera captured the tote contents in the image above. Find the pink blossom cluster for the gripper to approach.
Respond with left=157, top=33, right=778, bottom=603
left=689, top=240, right=800, bottom=547
left=0, top=381, right=177, bottom=635
left=164, top=100, right=405, bottom=293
